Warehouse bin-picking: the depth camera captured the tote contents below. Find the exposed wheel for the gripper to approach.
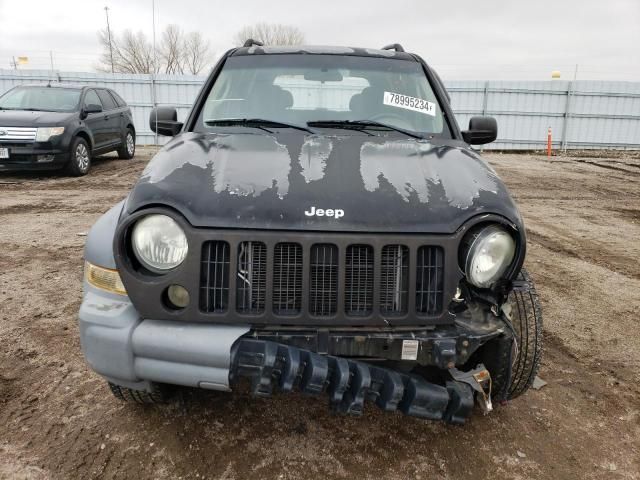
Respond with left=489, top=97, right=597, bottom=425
left=504, top=268, right=543, bottom=399
left=117, top=128, right=135, bottom=159
left=108, top=382, right=170, bottom=404
left=479, top=267, right=543, bottom=401
left=66, top=137, right=91, bottom=176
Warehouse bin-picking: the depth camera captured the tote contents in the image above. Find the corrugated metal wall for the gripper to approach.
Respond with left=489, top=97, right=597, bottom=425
left=448, top=80, right=640, bottom=149
left=1, top=69, right=639, bottom=149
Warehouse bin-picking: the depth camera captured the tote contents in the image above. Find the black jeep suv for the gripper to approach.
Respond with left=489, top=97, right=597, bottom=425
left=0, top=84, right=136, bottom=175
left=79, top=42, right=542, bottom=424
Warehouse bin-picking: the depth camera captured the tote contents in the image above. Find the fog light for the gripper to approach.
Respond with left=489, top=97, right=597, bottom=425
left=37, top=154, right=55, bottom=163
left=167, top=284, right=189, bottom=309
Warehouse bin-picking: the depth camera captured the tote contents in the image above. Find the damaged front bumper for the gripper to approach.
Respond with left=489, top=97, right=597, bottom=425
left=79, top=284, right=505, bottom=425
left=231, top=338, right=494, bottom=424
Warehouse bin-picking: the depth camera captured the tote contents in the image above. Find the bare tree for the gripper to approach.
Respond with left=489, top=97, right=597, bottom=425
left=161, top=24, right=184, bottom=74
left=97, top=28, right=155, bottom=74
left=183, top=31, right=211, bottom=75
left=98, top=26, right=212, bottom=75
left=234, top=23, right=305, bottom=46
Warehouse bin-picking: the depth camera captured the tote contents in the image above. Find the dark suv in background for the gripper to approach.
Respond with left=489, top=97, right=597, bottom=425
left=0, top=84, right=136, bottom=176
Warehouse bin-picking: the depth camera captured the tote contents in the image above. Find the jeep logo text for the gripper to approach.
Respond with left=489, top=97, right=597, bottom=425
left=305, top=206, right=344, bottom=219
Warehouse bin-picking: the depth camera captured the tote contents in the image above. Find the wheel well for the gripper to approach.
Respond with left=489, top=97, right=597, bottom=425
left=75, top=131, right=92, bottom=150
left=126, top=124, right=135, bottom=135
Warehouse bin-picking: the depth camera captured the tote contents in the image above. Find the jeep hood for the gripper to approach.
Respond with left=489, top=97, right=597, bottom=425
left=125, top=132, right=522, bottom=234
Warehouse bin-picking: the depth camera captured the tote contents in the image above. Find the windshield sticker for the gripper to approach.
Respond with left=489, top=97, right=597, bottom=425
left=383, top=92, right=436, bottom=117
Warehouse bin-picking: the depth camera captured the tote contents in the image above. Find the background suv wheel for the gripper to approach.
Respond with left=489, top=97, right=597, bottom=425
left=66, top=137, right=91, bottom=176
left=118, top=128, right=136, bottom=159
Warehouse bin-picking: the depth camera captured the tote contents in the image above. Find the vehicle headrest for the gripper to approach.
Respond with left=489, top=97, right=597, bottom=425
left=349, top=86, right=382, bottom=113
left=270, top=85, right=293, bottom=109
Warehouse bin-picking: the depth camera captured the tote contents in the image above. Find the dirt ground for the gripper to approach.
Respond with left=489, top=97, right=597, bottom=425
left=1, top=147, right=639, bottom=480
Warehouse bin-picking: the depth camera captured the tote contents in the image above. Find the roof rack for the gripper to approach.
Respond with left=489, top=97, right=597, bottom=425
left=381, top=43, right=405, bottom=52
left=243, top=38, right=264, bottom=47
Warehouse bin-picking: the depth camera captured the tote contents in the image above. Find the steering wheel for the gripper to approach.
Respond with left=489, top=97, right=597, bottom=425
left=368, top=112, right=415, bottom=131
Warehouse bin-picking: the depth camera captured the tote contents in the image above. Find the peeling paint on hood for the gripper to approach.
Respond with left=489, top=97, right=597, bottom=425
left=360, top=140, right=499, bottom=208
left=126, top=131, right=522, bottom=234
left=142, top=133, right=291, bottom=199
left=299, top=136, right=333, bottom=183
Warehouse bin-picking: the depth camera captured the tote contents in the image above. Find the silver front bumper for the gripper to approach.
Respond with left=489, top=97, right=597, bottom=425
left=78, top=283, right=249, bottom=393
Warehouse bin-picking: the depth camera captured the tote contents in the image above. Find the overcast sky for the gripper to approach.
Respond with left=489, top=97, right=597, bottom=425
left=0, top=0, right=638, bottom=80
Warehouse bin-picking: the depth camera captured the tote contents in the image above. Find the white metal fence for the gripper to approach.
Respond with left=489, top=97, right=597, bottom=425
left=1, top=69, right=639, bottom=149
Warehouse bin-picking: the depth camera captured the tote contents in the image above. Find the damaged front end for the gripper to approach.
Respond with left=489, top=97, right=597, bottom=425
left=229, top=302, right=515, bottom=425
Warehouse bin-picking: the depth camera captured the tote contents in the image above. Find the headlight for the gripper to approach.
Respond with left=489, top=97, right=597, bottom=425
left=36, top=127, right=65, bottom=142
left=463, top=225, right=516, bottom=288
left=131, top=214, right=188, bottom=272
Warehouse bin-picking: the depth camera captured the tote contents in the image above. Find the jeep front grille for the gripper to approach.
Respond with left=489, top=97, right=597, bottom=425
left=199, top=238, right=448, bottom=322
left=309, top=244, right=338, bottom=316
left=416, top=246, right=445, bottom=315
left=345, top=245, right=374, bottom=316
left=272, top=243, right=303, bottom=315
left=236, top=241, right=267, bottom=314
left=200, top=241, right=230, bottom=312
left=380, top=244, right=409, bottom=315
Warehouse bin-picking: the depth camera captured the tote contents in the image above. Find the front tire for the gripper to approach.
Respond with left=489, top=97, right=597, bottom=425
left=479, top=268, right=543, bottom=401
left=117, top=128, right=135, bottom=159
left=66, top=137, right=91, bottom=176
left=108, top=382, right=170, bottom=404
left=505, top=268, right=543, bottom=399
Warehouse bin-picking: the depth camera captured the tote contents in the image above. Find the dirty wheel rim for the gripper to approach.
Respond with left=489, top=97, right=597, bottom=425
left=126, top=133, right=134, bottom=155
left=76, top=143, right=89, bottom=172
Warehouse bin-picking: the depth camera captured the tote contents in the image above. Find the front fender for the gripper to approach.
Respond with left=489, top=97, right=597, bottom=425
left=84, top=200, right=126, bottom=269
left=71, top=126, right=96, bottom=149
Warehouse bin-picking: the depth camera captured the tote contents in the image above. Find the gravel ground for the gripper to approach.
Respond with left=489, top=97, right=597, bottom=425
left=0, top=148, right=639, bottom=479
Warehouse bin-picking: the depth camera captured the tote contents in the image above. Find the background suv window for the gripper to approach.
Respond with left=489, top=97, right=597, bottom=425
left=97, top=89, right=117, bottom=111
left=0, top=86, right=81, bottom=112
left=110, top=91, right=127, bottom=107
left=84, top=90, right=102, bottom=109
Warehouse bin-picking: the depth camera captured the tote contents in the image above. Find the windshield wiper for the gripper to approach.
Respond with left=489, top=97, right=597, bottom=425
left=205, top=118, right=315, bottom=134
left=307, top=120, right=426, bottom=140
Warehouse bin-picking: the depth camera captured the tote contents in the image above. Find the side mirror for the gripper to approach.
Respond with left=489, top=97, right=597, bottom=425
left=82, top=103, right=102, bottom=117
left=150, top=106, right=183, bottom=136
left=461, top=116, right=497, bottom=145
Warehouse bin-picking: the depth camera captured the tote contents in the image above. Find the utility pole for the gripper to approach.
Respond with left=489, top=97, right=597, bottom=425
left=49, top=51, right=55, bottom=71
left=10, top=56, right=17, bottom=70
left=152, top=0, right=158, bottom=146
left=104, top=6, right=114, bottom=73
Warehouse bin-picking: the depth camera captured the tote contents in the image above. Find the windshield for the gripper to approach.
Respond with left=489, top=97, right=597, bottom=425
left=0, top=86, right=81, bottom=112
left=196, top=54, right=448, bottom=137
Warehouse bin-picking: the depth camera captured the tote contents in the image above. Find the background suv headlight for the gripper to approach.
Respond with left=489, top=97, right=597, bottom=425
left=131, top=214, right=188, bottom=272
left=36, top=127, right=65, bottom=142
left=462, top=224, right=516, bottom=288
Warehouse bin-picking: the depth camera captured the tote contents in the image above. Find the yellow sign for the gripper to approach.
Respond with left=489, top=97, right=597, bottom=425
left=17, top=56, right=29, bottom=65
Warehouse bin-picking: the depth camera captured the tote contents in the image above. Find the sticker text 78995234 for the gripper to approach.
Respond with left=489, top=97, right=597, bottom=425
left=383, top=91, right=436, bottom=117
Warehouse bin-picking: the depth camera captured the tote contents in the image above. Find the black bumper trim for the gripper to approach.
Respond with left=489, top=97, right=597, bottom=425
left=230, top=338, right=475, bottom=424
